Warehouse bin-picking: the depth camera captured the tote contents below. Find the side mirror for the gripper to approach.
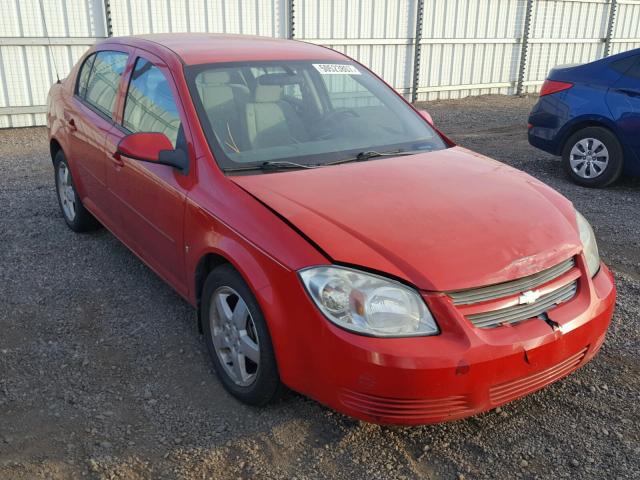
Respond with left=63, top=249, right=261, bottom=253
left=417, top=109, right=434, bottom=125
left=116, top=132, right=188, bottom=173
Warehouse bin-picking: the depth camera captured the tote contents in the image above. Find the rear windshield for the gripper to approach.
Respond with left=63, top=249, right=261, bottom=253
left=185, top=60, right=446, bottom=172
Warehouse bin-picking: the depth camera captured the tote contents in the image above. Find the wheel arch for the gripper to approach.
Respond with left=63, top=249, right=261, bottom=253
left=50, top=137, right=64, bottom=163
left=194, top=251, right=232, bottom=333
left=557, top=116, right=619, bottom=155
left=192, top=239, right=279, bottom=335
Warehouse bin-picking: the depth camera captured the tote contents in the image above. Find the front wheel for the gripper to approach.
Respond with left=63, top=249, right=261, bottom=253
left=562, top=127, right=624, bottom=188
left=201, top=264, right=281, bottom=406
left=53, top=151, right=100, bottom=232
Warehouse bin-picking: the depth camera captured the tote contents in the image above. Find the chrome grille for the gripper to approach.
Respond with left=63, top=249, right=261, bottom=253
left=467, top=280, right=578, bottom=329
left=448, top=258, right=575, bottom=306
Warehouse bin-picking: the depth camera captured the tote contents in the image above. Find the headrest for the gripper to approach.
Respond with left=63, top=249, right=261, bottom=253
left=198, top=71, right=231, bottom=84
left=257, top=73, right=302, bottom=86
left=254, top=84, right=282, bottom=103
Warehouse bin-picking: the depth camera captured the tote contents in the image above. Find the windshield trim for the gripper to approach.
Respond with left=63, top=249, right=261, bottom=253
left=184, top=59, right=448, bottom=174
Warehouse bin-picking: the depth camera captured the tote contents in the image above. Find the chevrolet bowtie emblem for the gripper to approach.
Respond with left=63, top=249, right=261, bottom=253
left=519, top=290, right=542, bottom=305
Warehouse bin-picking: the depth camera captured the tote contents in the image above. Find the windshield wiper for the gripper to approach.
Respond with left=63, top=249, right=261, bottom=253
left=327, top=149, right=423, bottom=166
left=223, top=160, right=322, bottom=173
left=223, top=150, right=428, bottom=173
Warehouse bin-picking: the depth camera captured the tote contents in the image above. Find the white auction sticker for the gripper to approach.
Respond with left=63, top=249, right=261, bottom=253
left=313, top=63, right=361, bottom=75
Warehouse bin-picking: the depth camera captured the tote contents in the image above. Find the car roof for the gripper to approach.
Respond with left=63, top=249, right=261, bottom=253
left=100, top=33, right=346, bottom=65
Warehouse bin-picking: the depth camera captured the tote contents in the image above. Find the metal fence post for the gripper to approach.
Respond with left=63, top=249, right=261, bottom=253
left=604, top=0, right=618, bottom=57
left=411, top=0, right=424, bottom=104
left=103, top=0, right=113, bottom=37
left=287, top=0, right=295, bottom=39
left=516, top=0, right=534, bottom=96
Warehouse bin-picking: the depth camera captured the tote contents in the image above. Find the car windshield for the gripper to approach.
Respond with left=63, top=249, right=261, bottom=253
left=186, top=60, right=447, bottom=172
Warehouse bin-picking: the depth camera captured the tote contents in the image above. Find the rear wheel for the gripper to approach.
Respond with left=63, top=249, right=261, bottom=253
left=53, top=151, right=100, bottom=232
left=562, top=126, right=624, bottom=187
left=201, top=264, right=281, bottom=405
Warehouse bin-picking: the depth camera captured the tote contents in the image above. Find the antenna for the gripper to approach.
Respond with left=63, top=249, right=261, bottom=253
left=38, top=0, right=61, bottom=83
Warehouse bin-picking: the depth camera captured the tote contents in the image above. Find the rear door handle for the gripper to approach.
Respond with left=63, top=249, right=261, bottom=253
left=615, top=87, right=640, bottom=97
left=111, top=151, right=124, bottom=168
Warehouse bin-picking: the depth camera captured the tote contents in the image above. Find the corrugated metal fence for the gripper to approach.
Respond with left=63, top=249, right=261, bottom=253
left=1, top=0, right=639, bottom=127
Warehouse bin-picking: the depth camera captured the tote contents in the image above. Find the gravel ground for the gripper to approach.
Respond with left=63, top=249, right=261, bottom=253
left=0, top=95, right=638, bottom=480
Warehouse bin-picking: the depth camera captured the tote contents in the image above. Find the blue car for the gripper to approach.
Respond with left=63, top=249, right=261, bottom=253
left=528, top=49, right=640, bottom=187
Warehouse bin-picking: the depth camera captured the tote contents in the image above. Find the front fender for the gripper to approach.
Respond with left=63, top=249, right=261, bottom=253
left=183, top=193, right=328, bottom=387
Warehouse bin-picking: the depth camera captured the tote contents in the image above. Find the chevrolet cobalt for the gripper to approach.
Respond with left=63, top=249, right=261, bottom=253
left=47, top=34, right=615, bottom=425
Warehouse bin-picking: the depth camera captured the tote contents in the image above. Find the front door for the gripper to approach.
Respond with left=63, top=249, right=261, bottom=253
left=105, top=52, right=192, bottom=295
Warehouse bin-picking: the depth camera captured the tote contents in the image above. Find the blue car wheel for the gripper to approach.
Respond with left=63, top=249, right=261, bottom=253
left=562, top=126, right=624, bottom=188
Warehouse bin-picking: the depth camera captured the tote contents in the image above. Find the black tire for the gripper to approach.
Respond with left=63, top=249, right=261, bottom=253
left=561, top=126, right=624, bottom=188
left=201, top=264, right=281, bottom=406
left=53, top=150, right=100, bottom=232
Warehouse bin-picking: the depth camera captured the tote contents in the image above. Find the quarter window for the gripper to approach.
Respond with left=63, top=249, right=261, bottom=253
left=84, top=51, right=128, bottom=118
left=123, top=58, right=181, bottom=147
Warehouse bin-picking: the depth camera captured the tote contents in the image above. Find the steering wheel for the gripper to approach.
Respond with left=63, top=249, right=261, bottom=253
left=323, top=109, right=359, bottom=122
left=314, top=109, right=359, bottom=140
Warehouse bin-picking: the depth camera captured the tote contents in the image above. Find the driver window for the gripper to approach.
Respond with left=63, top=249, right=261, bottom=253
left=123, top=58, right=181, bottom=148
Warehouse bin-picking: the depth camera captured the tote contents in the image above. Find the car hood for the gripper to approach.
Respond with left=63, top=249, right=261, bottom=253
left=231, top=147, right=581, bottom=291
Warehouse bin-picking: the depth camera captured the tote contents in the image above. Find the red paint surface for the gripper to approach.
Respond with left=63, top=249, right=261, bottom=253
left=47, top=34, right=615, bottom=425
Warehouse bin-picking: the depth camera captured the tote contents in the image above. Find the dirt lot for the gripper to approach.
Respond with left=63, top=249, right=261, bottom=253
left=1, top=95, right=638, bottom=480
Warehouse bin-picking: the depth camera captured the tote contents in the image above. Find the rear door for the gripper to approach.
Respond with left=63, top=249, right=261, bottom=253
left=105, top=50, right=192, bottom=295
left=606, top=56, right=640, bottom=165
left=67, top=49, right=128, bottom=228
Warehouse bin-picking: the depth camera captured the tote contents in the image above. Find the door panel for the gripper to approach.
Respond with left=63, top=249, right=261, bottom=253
left=106, top=52, right=190, bottom=295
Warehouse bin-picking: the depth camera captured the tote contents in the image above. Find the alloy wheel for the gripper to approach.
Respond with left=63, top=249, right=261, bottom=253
left=57, top=162, right=77, bottom=221
left=569, top=138, right=609, bottom=179
left=209, top=286, right=260, bottom=387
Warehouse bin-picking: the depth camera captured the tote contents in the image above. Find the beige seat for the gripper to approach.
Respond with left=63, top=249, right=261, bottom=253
left=245, top=82, right=308, bottom=149
left=196, top=71, right=249, bottom=152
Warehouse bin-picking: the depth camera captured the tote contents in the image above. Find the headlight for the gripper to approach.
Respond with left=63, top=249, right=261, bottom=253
left=299, top=266, right=438, bottom=337
left=576, top=211, right=600, bottom=277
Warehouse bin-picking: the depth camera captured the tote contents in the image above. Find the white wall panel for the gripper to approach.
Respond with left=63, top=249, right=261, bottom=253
left=416, top=0, right=525, bottom=100
left=109, top=0, right=285, bottom=37
left=610, top=1, right=640, bottom=54
left=0, top=0, right=103, bottom=127
left=296, top=0, right=416, bottom=96
left=2, top=0, right=640, bottom=127
left=522, top=0, right=608, bottom=93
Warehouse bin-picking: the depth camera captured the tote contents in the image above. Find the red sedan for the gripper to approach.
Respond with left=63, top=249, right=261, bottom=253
left=47, top=34, right=615, bottom=425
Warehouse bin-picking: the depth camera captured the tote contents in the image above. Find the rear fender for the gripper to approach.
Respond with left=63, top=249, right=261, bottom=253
left=556, top=115, right=620, bottom=153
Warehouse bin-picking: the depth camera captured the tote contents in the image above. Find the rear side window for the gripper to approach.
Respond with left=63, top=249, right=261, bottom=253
left=123, top=58, right=181, bottom=147
left=76, top=53, right=96, bottom=98
left=84, top=51, right=128, bottom=118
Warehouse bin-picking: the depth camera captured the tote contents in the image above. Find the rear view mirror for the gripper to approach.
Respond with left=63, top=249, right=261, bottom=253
left=417, top=109, right=434, bottom=125
left=116, top=132, right=188, bottom=173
